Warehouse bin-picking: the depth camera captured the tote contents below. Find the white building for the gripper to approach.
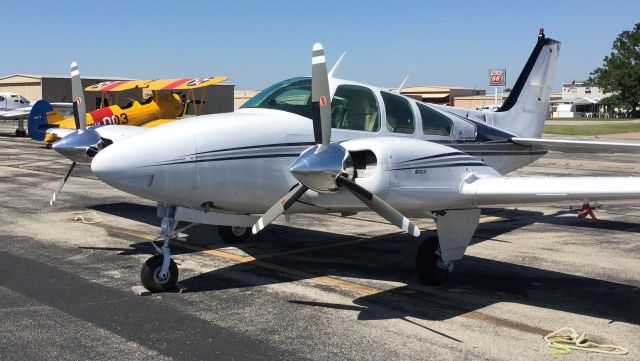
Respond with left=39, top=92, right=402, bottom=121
left=549, top=81, right=611, bottom=118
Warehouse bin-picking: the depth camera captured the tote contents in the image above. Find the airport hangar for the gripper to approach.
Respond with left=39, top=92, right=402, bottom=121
left=0, top=74, right=235, bottom=114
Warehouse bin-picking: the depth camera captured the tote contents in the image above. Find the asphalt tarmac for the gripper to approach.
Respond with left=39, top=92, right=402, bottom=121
left=1, top=122, right=639, bottom=360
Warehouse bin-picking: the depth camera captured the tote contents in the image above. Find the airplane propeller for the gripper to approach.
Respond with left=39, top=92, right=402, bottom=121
left=252, top=44, right=421, bottom=237
left=50, top=62, right=102, bottom=205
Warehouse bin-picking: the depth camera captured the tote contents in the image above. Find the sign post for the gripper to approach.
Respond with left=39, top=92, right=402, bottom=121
left=488, top=69, right=506, bottom=107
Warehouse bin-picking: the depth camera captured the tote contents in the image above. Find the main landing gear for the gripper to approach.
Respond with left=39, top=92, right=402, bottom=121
left=415, top=236, right=453, bottom=285
left=140, top=216, right=195, bottom=293
left=217, top=226, right=251, bottom=244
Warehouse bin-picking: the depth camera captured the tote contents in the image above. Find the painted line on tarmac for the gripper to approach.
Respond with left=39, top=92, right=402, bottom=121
left=88, top=215, right=551, bottom=337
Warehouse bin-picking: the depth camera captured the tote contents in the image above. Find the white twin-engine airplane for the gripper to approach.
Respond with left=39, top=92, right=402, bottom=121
left=52, top=30, right=640, bottom=292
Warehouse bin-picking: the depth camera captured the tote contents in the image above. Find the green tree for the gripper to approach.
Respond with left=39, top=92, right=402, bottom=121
left=589, top=23, right=640, bottom=115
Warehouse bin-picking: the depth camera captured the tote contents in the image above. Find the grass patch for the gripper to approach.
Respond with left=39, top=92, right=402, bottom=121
left=543, top=122, right=640, bottom=135
left=546, top=117, right=638, bottom=121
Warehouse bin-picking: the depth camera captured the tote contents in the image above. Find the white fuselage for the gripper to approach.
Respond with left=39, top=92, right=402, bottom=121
left=91, top=107, right=533, bottom=216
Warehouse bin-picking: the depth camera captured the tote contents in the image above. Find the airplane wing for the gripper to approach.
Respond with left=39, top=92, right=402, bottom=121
left=0, top=108, right=31, bottom=119
left=512, top=137, right=640, bottom=154
left=146, top=77, right=227, bottom=90
left=0, top=102, right=73, bottom=120
left=85, top=80, right=152, bottom=92
left=461, top=175, right=640, bottom=206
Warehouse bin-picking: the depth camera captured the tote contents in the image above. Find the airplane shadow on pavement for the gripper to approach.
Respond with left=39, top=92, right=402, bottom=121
left=89, top=202, right=640, bottom=326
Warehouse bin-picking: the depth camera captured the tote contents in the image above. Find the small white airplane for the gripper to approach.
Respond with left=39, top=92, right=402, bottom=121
left=0, top=92, right=71, bottom=136
left=51, top=29, right=640, bottom=292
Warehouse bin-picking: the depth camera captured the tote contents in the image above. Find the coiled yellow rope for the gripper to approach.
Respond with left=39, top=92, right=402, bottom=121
left=544, top=327, right=628, bottom=355
left=69, top=211, right=103, bottom=224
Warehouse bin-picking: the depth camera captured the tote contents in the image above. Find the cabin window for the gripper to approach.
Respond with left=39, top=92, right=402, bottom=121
left=0, top=96, right=4, bottom=102
left=381, top=92, right=415, bottom=134
left=331, top=85, right=380, bottom=132
left=11, top=95, right=19, bottom=103
left=19, top=96, right=29, bottom=104
left=417, top=103, right=453, bottom=136
left=241, top=77, right=313, bottom=119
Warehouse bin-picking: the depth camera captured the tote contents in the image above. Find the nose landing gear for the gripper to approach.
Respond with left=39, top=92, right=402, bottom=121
left=140, top=215, right=195, bottom=293
left=141, top=254, right=178, bottom=293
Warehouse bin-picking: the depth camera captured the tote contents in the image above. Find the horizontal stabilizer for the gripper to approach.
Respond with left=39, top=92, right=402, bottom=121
left=512, top=137, right=640, bottom=154
left=462, top=175, right=640, bottom=206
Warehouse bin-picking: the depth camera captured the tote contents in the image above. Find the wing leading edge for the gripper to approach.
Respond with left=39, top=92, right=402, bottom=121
left=512, top=137, right=640, bottom=154
left=461, top=175, right=640, bottom=206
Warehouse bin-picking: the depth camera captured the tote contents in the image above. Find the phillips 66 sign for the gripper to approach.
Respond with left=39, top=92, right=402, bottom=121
left=488, top=69, right=506, bottom=87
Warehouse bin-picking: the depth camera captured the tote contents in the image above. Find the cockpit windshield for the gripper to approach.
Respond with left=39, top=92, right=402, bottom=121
left=241, top=77, right=312, bottom=119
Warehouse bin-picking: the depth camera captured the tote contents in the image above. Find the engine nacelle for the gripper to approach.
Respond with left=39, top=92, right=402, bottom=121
left=305, top=137, right=499, bottom=213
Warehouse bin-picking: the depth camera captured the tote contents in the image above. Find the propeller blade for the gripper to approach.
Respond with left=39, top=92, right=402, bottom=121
left=70, top=62, right=87, bottom=131
left=50, top=161, right=76, bottom=205
left=311, top=43, right=332, bottom=145
left=252, top=183, right=308, bottom=234
left=335, top=176, right=421, bottom=237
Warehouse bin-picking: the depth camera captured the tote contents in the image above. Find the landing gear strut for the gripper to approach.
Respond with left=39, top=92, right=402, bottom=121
left=415, top=236, right=453, bottom=285
left=218, top=225, right=251, bottom=244
left=140, top=214, right=195, bottom=292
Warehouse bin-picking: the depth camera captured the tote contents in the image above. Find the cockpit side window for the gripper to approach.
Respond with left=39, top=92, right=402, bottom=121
left=11, top=95, right=19, bottom=103
left=417, top=103, right=453, bottom=136
left=331, top=85, right=380, bottom=132
left=20, top=96, right=30, bottom=104
left=241, top=77, right=312, bottom=119
left=381, top=92, right=415, bottom=134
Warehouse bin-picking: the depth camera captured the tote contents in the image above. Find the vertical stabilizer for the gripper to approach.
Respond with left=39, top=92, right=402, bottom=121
left=492, top=29, right=560, bottom=138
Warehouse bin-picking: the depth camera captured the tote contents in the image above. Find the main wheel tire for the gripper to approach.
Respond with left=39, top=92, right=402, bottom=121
left=15, top=129, right=26, bottom=137
left=140, top=255, right=178, bottom=293
left=415, top=236, right=451, bottom=285
left=218, top=226, right=251, bottom=244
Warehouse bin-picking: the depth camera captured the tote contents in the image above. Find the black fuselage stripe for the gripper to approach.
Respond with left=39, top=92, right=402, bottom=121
left=397, top=151, right=465, bottom=164
left=146, top=153, right=301, bottom=167
left=160, top=142, right=315, bottom=163
left=391, top=162, right=486, bottom=171
left=198, top=142, right=315, bottom=156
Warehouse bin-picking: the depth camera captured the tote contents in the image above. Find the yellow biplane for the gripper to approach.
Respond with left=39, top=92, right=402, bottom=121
left=28, top=76, right=227, bottom=142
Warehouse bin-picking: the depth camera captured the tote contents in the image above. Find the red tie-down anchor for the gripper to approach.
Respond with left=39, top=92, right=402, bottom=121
left=577, top=202, right=598, bottom=224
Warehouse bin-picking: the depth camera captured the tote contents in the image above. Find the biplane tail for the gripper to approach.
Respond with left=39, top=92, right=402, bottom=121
left=27, top=100, right=56, bottom=141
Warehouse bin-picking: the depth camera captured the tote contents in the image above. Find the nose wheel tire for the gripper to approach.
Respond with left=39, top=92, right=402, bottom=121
left=415, top=236, right=451, bottom=285
left=218, top=226, right=251, bottom=244
left=141, top=255, right=178, bottom=293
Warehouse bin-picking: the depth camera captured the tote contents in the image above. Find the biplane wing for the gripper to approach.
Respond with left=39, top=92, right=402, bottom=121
left=146, top=77, right=227, bottom=91
left=85, top=80, right=153, bottom=92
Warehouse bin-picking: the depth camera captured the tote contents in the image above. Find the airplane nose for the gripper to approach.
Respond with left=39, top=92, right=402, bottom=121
left=91, top=143, right=155, bottom=191
left=91, top=129, right=197, bottom=203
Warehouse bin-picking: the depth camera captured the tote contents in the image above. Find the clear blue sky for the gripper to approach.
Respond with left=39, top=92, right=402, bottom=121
left=2, top=0, right=638, bottom=91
